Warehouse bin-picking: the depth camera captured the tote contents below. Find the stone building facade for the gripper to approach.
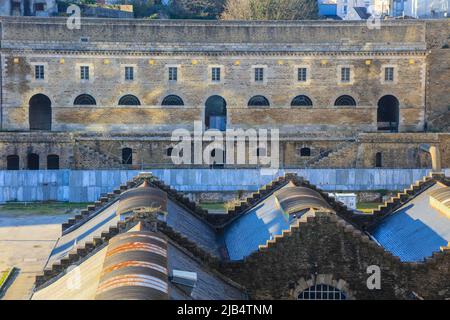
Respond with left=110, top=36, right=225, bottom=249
left=0, top=17, right=448, bottom=170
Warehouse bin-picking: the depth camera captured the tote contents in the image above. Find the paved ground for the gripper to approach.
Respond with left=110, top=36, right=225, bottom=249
left=0, top=213, right=70, bottom=300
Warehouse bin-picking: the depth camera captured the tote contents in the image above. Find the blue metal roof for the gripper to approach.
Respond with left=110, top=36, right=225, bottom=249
left=223, top=192, right=294, bottom=261
left=372, top=184, right=450, bottom=262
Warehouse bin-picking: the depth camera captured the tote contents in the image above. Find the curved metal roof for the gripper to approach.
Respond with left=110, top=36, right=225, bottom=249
left=116, top=181, right=168, bottom=216
left=95, top=231, right=169, bottom=300
left=275, top=186, right=334, bottom=216
left=430, top=187, right=450, bottom=206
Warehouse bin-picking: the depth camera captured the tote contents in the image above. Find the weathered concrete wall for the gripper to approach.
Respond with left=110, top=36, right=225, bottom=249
left=0, top=168, right=448, bottom=203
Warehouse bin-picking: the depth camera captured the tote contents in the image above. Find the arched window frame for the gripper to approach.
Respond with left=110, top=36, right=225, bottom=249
left=248, top=95, right=270, bottom=108
left=161, top=95, right=184, bottom=106
left=334, top=95, right=357, bottom=107
left=118, top=95, right=141, bottom=106
left=74, top=94, right=97, bottom=106
left=291, top=95, right=313, bottom=107
left=29, top=94, right=52, bottom=131
left=6, top=155, right=20, bottom=170
left=27, top=153, right=40, bottom=170
left=47, top=154, right=60, bottom=170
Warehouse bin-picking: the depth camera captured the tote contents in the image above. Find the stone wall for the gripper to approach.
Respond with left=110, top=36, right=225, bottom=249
left=220, top=212, right=450, bottom=300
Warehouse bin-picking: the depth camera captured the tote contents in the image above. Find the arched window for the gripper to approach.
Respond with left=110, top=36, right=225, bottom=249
left=166, top=147, right=173, bottom=157
left=74, top=94, right=96, bottom=105
left=298, top=284, right=347, bottom=300
left=375, top=152, right=382, bottom=168
left=27, top=153, right=39, bottom=170
left=334, top=95, right=356, bottom=106
left=291, top=95, right=313, bottom=107
left=29, top=94, right=51, bottom=130
left=205, top=95, right=227, bottom=131
left=377, top=95, right=399, bottom=132
left=122, top=148, right=132, bottom=165
left=162, top=95, right=184, bottom=106
left=7, top=155, right=19, bottom=170
left=248, top=95, right=270, bottom=107
left=300, top=147, right=311, bottom=157
left=47, top=154, right=60, bottom=170
left=118, top=95, right=141, bottom=106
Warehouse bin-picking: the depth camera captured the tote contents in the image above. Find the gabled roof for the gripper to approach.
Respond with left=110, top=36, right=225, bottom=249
left=371, top=175, right=450, bottom=262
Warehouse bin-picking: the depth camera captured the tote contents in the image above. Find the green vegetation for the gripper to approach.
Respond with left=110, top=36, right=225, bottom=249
left=357, top=202, right=381, bottom=213
left=0, top=269, right=12, bottom=289
left=0, top=202, right=89, bottom=216
left=199, top=202, right=226, bottom=211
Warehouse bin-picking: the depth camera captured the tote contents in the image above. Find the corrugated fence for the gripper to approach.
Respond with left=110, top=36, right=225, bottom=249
left=0, top=168, right=447, bottom=203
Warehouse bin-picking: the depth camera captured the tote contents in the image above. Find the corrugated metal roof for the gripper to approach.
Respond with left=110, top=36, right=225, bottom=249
left=223, top=184, right=331, bottom=261
left=372, top=184, right=450, bottom=262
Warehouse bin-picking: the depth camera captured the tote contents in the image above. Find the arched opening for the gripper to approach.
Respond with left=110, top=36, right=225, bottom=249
left=377, top=95, right=399, bottom=132
left=300, top=147, right=311, bottom=157
left=162, top=95, right=184, bottom=106
left=122, top=148, right=132, bottom=165
left=29, top=94, right=51, bottom=130
left=74, top=94, right=97, bottom=105
left=375, top=152, right=382, bottom=168
left=248, top=95, right=270, bottom=107
left=7, top=155, right=19, bottom=170
left=166, top=147, right=173, bottom=157
left=47, top=154, right=60, bottom=170
left=291, top=95, right=313, bottom=107
left=27, top=153, right=39, bottom=170
left=334, top=95, right=356, bottom=106
left=205, top=95, right=227, bottom=131
left=118, top=95, right=141, bottom=106
left=298, top=284, right=347, bottom=300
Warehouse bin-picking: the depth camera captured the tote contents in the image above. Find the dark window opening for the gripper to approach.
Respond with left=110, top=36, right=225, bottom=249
left=254, top=68, right=264, bottom=82
left=162, top=95, right=184, bottom=106
left=7, top=155, right=19, bottom=170
left=122, top=148, right=132, bottom=165
left=291, top=95, right=313, bottom=107
left=29, top=94, right=51, bottom=130
left=74, top=94, right=96, bottom=105
left=118, top=95, right=141, bottom=106
left=168, top=67, right=178, bottom=81
left=166, top=147, right=173, bottom=157
left=248, top=95, right=270, bottom=107
left=377, top=95, right=399, bottom=132
left=334, top=95, right=356, bottom=106
left=300, top=147, right=311, bottom=157
left=205, top=95, right=227, bottom=131
left=27, top=153, right=39, bottom=170
left=375, top=152, right=382, bottom=168
left=47, top=154, right=60, bottom=170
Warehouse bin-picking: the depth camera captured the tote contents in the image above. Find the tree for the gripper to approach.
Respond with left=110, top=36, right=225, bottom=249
left=168, top=0, right=226, bottom=19
left=221, top=0, right=318, bottom=20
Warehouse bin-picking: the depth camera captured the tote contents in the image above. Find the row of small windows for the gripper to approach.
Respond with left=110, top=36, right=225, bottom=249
left=33, top=65, right=396, bottom=83
left=70, top=93, right=356, bottom=107
left=6, top=154, right=59, bottom=170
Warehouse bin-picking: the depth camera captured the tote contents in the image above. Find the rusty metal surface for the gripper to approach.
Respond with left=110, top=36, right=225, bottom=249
left=95, top=231, right=169, bottom=300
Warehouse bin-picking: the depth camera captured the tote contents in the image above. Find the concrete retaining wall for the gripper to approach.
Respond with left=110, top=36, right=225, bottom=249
left=0, top=168, right=448, bottom=203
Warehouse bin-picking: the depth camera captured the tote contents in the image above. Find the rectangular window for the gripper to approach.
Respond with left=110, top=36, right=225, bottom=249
left=298, top=68, right=307, bottom=82
left=385, top=67, right=394, bottom=82
left=255, top=67, right=264, bottom=82
left=80, top=66, right=89, bottom=80
left=125, top=66, right=134, bottom=81
left=212, top=67, right=221, bottom=82
left=168, top=67, right=178, bottom=81
left=341, top=67, right=350, bottom=82
left=35, top=65, right=45, bottom=80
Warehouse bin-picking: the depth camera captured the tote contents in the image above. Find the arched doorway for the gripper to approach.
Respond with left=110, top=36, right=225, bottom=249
left=29, top=94, right=51, bottom=130
left=205, top=95, right=226, bottom=131
left=122, top=148, right=133, bottom=165
left=377, top=95, right=399, bottom=132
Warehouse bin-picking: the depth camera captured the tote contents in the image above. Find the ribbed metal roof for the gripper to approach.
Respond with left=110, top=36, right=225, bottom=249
left=429, top=187, right=450, bottom=207
left=275, top=186, right=334, bottom=216
left=117, top=181, right=168, bottom=216
left=95, top=231, right=169, bottom=300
